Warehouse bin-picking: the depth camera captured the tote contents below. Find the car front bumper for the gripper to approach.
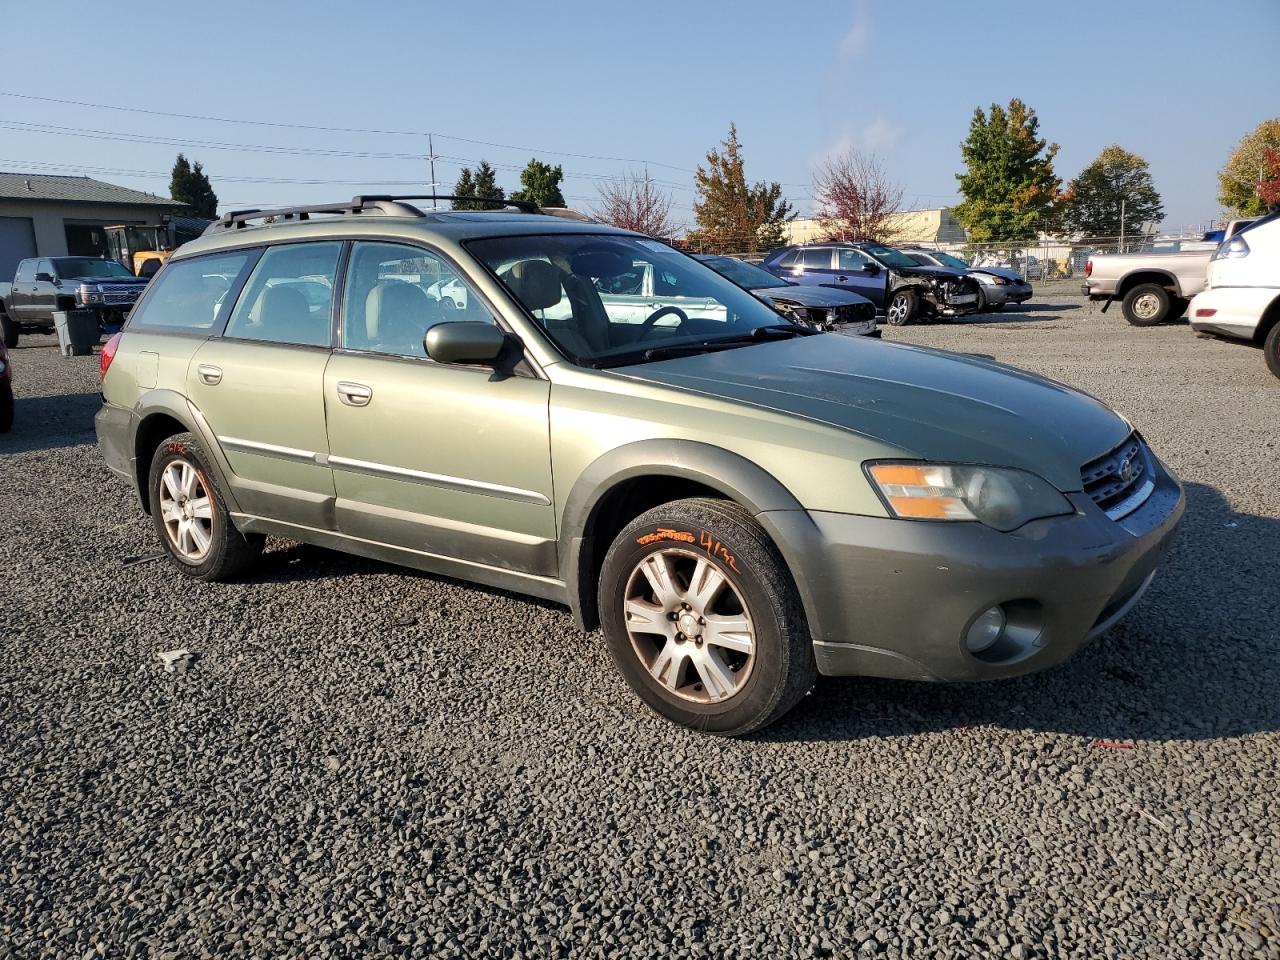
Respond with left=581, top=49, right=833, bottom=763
left=763, top=454, right=1184, bottom=682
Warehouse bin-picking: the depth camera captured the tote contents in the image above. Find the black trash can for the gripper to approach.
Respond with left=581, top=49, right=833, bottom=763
left=53, top=310, right=99, bottom=357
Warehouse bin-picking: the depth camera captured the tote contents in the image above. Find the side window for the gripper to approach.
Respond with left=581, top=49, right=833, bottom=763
left=38, top=259, right=55, bottom=278
left=15, top=260, right=35, bottom=283
left=341, top=241, right=495, bottom=358
left=801, top=248, right=832, bottom=271
left=777, top=250, right=800, bottom=269
left=223, top=242, right=342, bottom=347
left=837, top=249, right=871, bottom=271
left=127, top=251, right=254, bottom=332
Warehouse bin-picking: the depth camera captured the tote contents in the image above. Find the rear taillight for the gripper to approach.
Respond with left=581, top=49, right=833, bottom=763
left=1195, top=308, right=1217, bottom=317
left=101, top=331, right=123, bottom=379
left=1085, top=259, right=1093, bottom=278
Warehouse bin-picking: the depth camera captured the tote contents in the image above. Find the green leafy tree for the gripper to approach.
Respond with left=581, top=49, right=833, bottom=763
left=953, top=99, right=1060, bottom=243
left=692, top=123, right=795, bottom=254
left=1059, top=145, right=1163, bottom=241
left=511, top=159, right=566, bottom=208
left=451, top=160, right=506, bottom=210
left=169, top=153, right=218, bottom=219
left=1218, top=119, right=1280, bottom=216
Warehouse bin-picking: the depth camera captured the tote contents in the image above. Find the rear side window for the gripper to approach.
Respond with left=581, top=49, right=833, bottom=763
left=777, top=250, right=799, bottom=268
left=224, top=242, right=342, bottom=348
left=801, top=248, right=832, bottom=270
left=127, top=252, right=253, bottom=332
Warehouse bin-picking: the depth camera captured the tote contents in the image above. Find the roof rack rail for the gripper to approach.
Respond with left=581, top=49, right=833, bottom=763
left=350, top=194, right=542, bottom=214
left=210, top=197, right=425, bottom=232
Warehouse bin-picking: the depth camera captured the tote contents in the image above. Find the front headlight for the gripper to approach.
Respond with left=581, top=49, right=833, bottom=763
left=866, top=462, right=1074, bottom=531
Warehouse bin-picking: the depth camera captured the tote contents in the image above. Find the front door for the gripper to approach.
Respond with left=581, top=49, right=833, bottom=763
left=323, top=241, right=556, bottom=576
left=833, top=248, right=889, bottom=306
left=187, top=241, right=343, bottom=529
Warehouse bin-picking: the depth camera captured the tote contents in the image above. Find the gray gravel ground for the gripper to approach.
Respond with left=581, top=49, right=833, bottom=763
left=2, top=286, right=1278, bottom=959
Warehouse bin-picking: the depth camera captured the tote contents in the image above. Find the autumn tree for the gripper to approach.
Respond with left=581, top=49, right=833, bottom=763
left=1058, top=145, right=1163, bottom=242
left=1219, top=119, right=1280, bottom=216
left=451, top=160, right=505, bottom=209
left=812, top=150, right=905, bottom=243
left=692, top=123, right=794, bottom=254
left=593, top=172, right=675, bottom=237
left=511, top=159, right=566, bottom=208
left=953, top=99, right=1060, bottom=243
left=169, top=154, right=218, bottom=218
left=1257, top=147, right=1280, bottom=209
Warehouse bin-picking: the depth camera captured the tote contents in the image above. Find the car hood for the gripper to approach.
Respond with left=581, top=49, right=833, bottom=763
left=973, top=267, right=1025, bottom=283
left=63, top=275, right=147, bottom=285
left=753, top=285, right=873, bottom=307
left=891, top=264, right=969, bottom=281
left=617, top=334, right=1130, bottom=492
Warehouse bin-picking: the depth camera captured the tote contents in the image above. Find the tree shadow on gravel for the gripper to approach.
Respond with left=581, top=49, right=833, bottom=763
left=757, top=481, right=1280, bottom=746
left=0, top=391, right=101, bottom=455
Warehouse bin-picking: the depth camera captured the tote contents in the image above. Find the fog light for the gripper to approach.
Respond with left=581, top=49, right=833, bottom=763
left=965, top=606, right=1006, bottom=653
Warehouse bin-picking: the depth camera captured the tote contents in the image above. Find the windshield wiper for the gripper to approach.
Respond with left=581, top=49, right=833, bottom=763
left=636, top=324, right=817, bottom=363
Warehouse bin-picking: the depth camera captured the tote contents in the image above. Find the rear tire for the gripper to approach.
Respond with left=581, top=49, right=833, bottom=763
left=1121, top=283, right=1171, bottom=326
left=885, top=289, right=917, bottom=326
left=147, top=432, right=263, bottom=581
left=1, top=314, right=16, bottom=348
left=598, top=497, right=816, bottom=736
left=1265, top=323, right=1280, bottom=380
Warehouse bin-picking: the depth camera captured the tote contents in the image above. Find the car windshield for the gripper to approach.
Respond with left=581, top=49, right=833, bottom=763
left=928, top=251, right=970, bottom=270
left=470, top=233, right=801, bottom=366
left=859, top=244, right=920, bottom=269
left=699, top=255, right=789, bottom=290
left=55, top=258, right=133, bottom=279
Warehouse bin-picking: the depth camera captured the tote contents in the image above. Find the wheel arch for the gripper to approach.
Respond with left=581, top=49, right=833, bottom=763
left=1252, top=292, right=1280, bottom=345
left=132, top=391, right=240, bottom=516
left=559, top=439, right=812, bottom=632
left=1117, top=270, right=1179, bottom=297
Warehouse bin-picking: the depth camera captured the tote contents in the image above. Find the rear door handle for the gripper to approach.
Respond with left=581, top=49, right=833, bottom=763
left=836, top=275, right=848, bottom=282
left=336, top=381, right=372, bottom=407
left=196, top=363, right=222, bottom=386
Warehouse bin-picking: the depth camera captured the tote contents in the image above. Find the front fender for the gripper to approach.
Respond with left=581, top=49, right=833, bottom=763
left=558, top=438, right=823, bottom=632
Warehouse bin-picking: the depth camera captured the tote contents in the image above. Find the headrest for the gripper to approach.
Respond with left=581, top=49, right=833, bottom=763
left=502, top=259, right=562, bottom=312
left=365, top=281, right=430, bottom=340
left=260, top=285, right=310, bottom=326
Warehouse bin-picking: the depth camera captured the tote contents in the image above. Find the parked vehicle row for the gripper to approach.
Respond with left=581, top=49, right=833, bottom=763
left=759, top=241, right=982, bottom=325
left=900, top=248, right=1033, bottom=312
left=694, top=255, right=878, bottom=336
left=0, top=256, right=147, bottom=347
left=94, top=195, right=1183, bottom=735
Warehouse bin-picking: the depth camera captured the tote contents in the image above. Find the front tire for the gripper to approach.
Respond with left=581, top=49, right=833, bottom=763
left=885, top=289, right=917, bottom=326
left=1121, top=283, right=1171, bottom=326
left=148, top=432, right=263, bottom=581
left=598, top=498, right=816, bottom=736
left=0, top=381, right=12, bottom=433
left=1265, top=323, right=1280, bottom=380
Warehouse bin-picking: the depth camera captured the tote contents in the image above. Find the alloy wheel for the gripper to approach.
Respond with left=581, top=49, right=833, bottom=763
left=622, top=548, right=755, bottom=704
left=158, top=459, right=214, bottom=562
left=887, top=295, right=910, bottom=324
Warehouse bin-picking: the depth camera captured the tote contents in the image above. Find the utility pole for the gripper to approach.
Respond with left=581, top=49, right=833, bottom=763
left=1119, top=197, right=1126, bottom=252
left=428, top=134, right=437, bottom=209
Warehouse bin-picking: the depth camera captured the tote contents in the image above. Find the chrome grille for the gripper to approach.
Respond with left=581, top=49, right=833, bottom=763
left=1081, top=434, right=1153, bottom=520
left=102, top=288, right=140, bottom=305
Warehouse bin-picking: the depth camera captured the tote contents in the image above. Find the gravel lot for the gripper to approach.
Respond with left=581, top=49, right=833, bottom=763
left=2, top=285, right=1277, bottom=959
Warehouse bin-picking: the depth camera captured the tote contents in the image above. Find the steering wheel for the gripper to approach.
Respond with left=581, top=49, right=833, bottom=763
left=637, top=305, right=690, bottom=340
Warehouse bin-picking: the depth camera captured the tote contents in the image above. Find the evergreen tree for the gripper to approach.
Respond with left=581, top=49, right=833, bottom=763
left=692, top=123, right=794, bottom=254
left=1059, top=146, right=1163, bottom=241
left=511, top=159, right=566, bottom=208
left=451, top=161, right=506, bottom=210
left=953, top=100, right=1060, bottom=243
left=451, top=167, right=476, bottom=209
left=472, top=161, right=504, bottom=206
left=169, top=154, right=218, bottom=219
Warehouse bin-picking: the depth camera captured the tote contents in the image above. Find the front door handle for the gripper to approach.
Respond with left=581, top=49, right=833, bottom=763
left=196, top=363, right=222, bottom=386
left=336, top=381, right=372, bottom=407
left=836, top=275, right=848, bottom=282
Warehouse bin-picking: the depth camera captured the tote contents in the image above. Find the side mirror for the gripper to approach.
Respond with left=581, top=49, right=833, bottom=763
left=860, top=263, right=880, bottom=274
left=424, top=321, right=510, bottom=365
left=34, top=272, right=54, bottom=283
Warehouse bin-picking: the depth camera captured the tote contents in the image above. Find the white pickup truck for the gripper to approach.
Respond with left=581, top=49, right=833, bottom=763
left=1083, top=219, right=1255, bottom=326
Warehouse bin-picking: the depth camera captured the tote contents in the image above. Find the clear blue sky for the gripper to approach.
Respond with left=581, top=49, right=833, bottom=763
left=2, top=0, right=1276, bottom=232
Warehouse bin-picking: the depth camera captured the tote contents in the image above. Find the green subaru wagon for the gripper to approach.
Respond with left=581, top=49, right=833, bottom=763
left=96, top=196, right=1184, bottom=735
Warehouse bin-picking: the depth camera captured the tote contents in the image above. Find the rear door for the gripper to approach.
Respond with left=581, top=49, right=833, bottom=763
left=834, top=248, right=889, bottom=306
left=792, top=247, right=835, bottom=287
left=186, top=240, right=343, bottom=529
left=322, top=240, right=556, bottom=576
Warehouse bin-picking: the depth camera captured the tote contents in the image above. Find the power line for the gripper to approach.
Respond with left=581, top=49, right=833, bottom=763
left=0, top=90, right=696, bottom=173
